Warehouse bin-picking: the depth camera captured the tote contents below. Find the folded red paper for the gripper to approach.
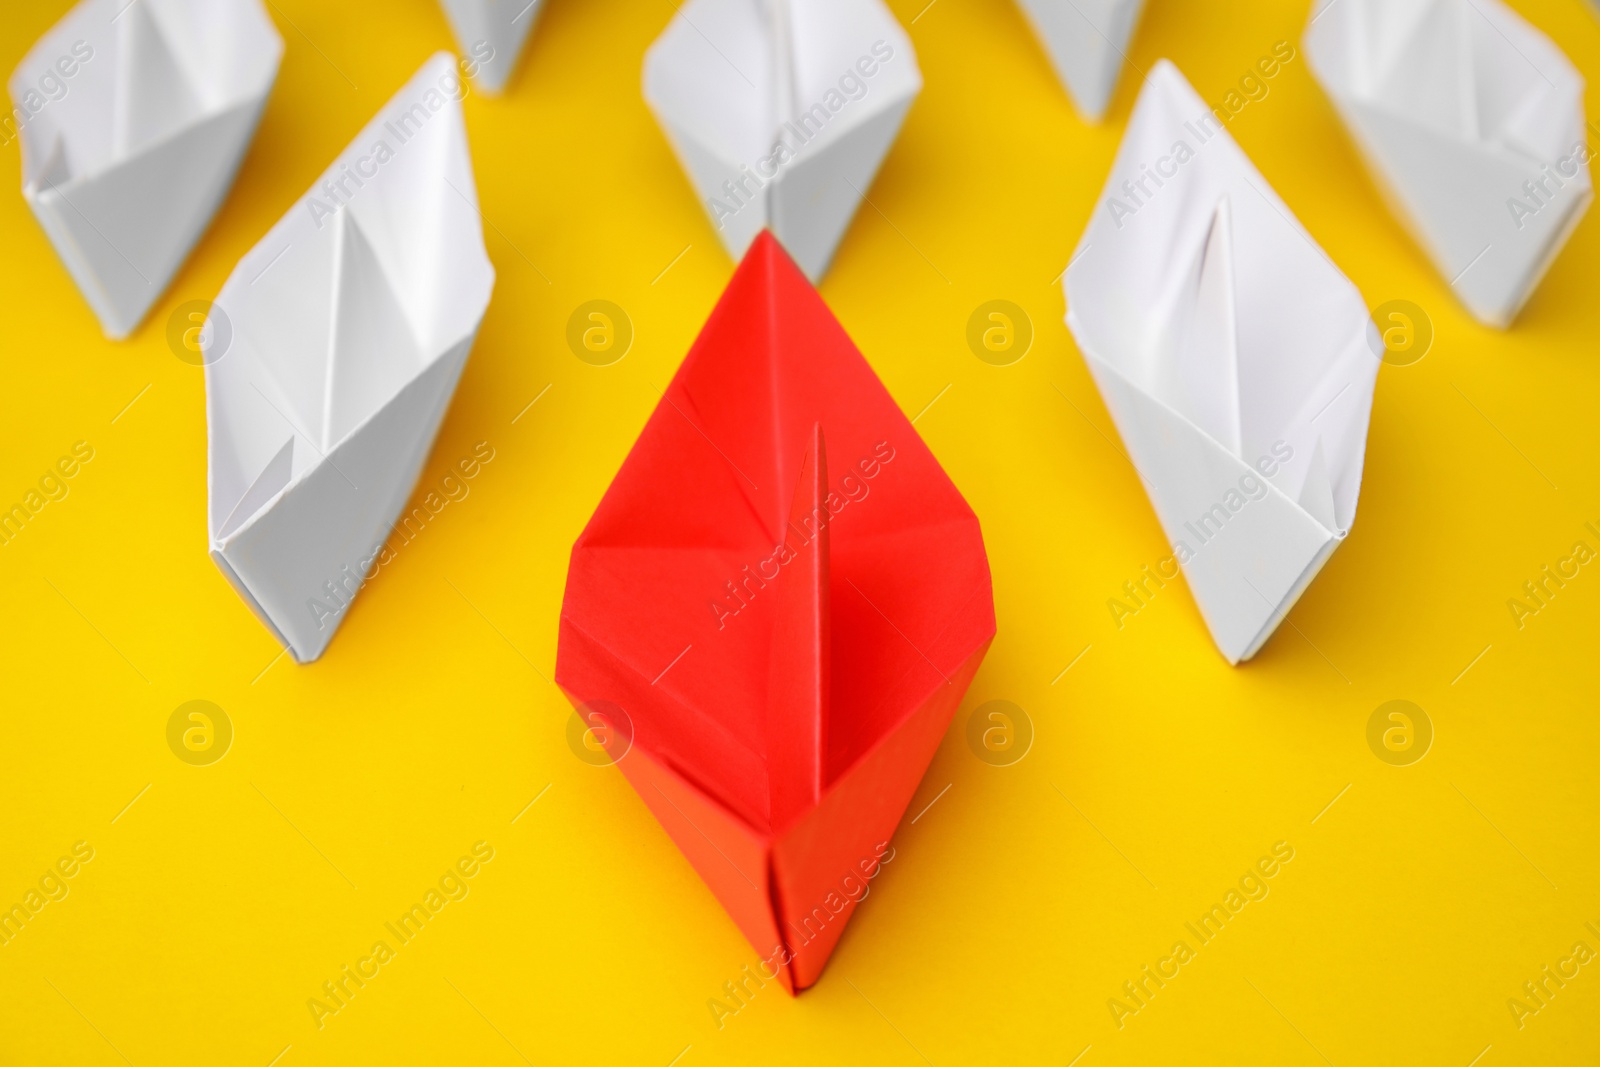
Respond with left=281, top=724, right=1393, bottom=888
left=556, top=231, right=995, bottom=992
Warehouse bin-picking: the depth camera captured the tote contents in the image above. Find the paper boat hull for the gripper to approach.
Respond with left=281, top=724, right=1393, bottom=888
left=567, top=636, right=987, bottom=993
left=214, top=333, right=474, bottom=663
left=439, top=0, right=543, bottom=94
left=1065, top=60, right=1378, bottom=665
left=1081, top=351, right=1340, bottom=664
left=653, top=114, right=771, bottom=270
left=205, top=54, right=495, bottom=663
left=643, top=0, right=922, bottom=282
left=26, top=97, right=271, bottom=339
left=555, top=231, right=994, bottom=992
left=1302, top=0, right=1595, bottom=327
left=768, top=94, right=916, bottom=282
left=1331, top=97, right=1592, bottom=327
left=1014, top=0, right=1145, bottom=121
left=649, top=90, right=919, bottom=284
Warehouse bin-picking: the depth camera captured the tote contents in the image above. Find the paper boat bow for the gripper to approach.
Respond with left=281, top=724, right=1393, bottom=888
left=438, top=0, right=544, bottom=94
left=206, top=55, right=495, bottom=663
left=643, top=0, right=922, bottom=282
left=10, top=0, right=282, bottom=339
left=1066, top=61, right=1379, bottom=664
left=1304, top=0, right=1593, bottom=327
left=556, top=232, right=994, bottom=992
left=1014, top=0, right=1147, bottom=121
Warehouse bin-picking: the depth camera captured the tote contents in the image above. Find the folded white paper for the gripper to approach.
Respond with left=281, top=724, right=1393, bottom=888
left=438, top=0, right=543, bottom=94
left=643, top=0, right=921, bottom=281
left=206, top=54, right=495, bottom=663
left=9, top=0, right=282, bottom=339
left=1304, top=0, right=1592, bottom=327
left=1014, top=0, right=1145, bottom=121
left=1065, top=60, right=1380, bottom=664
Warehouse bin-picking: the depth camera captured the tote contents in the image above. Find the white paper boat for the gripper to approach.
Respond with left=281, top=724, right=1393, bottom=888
left=1014, top=0, right=1145, bottom=121
left=1304, top=0, right=1592, bottom=327
left=9, top=0, right=282, bottom=340
left=1065, top=60, right=1380, bottom=664
left=643, top=0, right=921, bottom=281
left=438, top=0, right=544, bottom=94
left=205, top=54, right=495, bottom=663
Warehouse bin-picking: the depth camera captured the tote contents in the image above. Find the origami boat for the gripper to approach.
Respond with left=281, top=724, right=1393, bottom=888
left=643, top=0, right=922, bottom=282
left=1065, top=61, right=1379, bottom=664
left=1014, top=0, right=1146, bottom=121
left=438, top=0, right=544, bottom=94
left=206, top=55, right=495, bottom=663
left=557, top=231, right=994, bottom=992
left=10, top=0, right=282, bottom=339
left=1304, top=0, right=1593, bottom=327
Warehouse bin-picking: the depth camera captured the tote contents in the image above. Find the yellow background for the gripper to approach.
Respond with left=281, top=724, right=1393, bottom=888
left=2, top=0, right=1599, bottom=1063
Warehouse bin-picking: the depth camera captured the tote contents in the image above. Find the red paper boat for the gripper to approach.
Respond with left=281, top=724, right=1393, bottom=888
left=555, top=232, right=995, bottom=992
